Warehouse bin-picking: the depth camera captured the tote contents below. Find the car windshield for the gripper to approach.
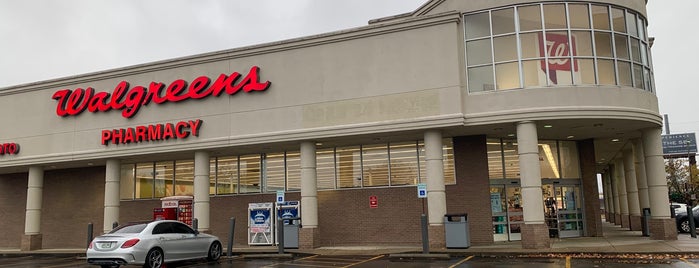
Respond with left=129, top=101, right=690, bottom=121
left=109, top=223, right=148, bottom=234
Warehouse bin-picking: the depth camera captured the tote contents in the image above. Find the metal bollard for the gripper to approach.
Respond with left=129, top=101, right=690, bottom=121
left=421, top=214, right=429, bottom=254
left=87, top=223, right=94, bottom=248
left=227, top=217, right=235, bottom=257
left=688, top=206, right=697, bottom=238
left=193, top=218, right=199, bottom=232
left=641, top=208, right=650, bottom=237
left=112, top=221, right=119, bottom=229
left=277, top=218, right=284, bottom=254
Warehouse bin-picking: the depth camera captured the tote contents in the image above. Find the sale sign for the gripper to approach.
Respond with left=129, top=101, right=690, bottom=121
left=538, top=33, right=578, bottom=84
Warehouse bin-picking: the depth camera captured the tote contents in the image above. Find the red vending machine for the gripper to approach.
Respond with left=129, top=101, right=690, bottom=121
left=153, top=207, right=177, bottom=220
left=159, top=196, right=194, bottom=226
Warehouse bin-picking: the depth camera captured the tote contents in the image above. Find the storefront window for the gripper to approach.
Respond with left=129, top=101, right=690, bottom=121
left=443, top=139, right=456, bottom=185
left=492, top=8, right=515, bottom=35
left=362, top=144, right=389, bottom=187
left=464, top=12, right=490, bottom=39
left=544, top=4, right=566, bottom=29
left=487, top=139, right=504, bottom=179
left=174, top=160, right=194, bottom=196
left=316, top=148, right=336, bottom=189
left=569, top=4, right=590, bottom=29
left=121, top=139, right=458, bottom=199
left=488, top=139, right=581, bottom=180
left=336, top=146, right=362, bottom=188
left=389, top=142, right=419, bottom=186
left=518, top=5, right=542, bottom=32
left=209, top=159, right=216, bottom=195
left=465, top=3, right=653, bottom=92
left=216, top=156, right=238, bottom=195
left=264, top=153, right=285, bottom=192
left=539, top=141, right=560, bottom=179
left=503, top=140, right=520, bottom=179
left=591, top=5, right=610, bottom=30
left=154, top=161, right=173, bottom=198
left=135, top=163, right=154, bottom=199
left=120, top=164, right=135, bottom=200
left=239, top=154, right=261, bottom=193
left=286, top=151, right=301, bottom=191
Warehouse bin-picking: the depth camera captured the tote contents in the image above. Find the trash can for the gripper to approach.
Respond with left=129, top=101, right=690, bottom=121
left=444, top=213, right=470, bottom=248
left=283, top=217, right=300, bottom=249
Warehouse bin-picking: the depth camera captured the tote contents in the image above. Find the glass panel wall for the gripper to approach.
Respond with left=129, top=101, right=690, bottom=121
left=120, top=139, right=458, bottom=199
left=174, top=160, right=194, bottom=196
left=488, top=139, right=581, bottom=180
left=465, top=3, right=653, bottom=92
left=239, top=154, right=261, bottom=193
left=286, top=151, right=301, bottom=191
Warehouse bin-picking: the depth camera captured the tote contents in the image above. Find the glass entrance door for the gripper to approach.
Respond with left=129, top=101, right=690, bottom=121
left=542, top=181, right=584, bottom=238
left=490, top=181, right=522, bottom=242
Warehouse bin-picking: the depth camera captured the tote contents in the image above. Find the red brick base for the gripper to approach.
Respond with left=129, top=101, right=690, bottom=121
left=621, top=214, right=630, bottom=228
left=615, top=213, right=621, bottom=225
left=521, top=224, right=550, bottom=249
left=299, top=227, right=320, bottom=249
left=428, top=225, right=445, bottom=249
left=21, top=234, right=42, bottom=251
left=629, top=215, right=642, bottom=231
left=649, top=218, right=678, bottom=240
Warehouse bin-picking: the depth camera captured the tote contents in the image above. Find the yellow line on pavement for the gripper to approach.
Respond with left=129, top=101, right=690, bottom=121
left=449, top=255, right=474, bottom=268
left=342, top=255, right=384, bottom=268
left=680, top=257, right=699, bottom=268
left=296, top=254, right=318, bottom=261
left=566, top=256, right=571, bottom=268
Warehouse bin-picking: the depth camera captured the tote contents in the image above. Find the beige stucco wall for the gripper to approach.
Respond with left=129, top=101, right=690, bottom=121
left=0, top=12, right=464, bottom=169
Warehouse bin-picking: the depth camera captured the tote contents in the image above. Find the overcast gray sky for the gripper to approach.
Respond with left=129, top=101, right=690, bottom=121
left=0, top=0, right=693, bottom=134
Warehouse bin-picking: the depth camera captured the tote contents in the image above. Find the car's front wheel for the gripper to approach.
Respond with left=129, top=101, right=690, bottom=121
left=679, top=219, right=691, bottom=233
left=207, top=241, right=222, bottom=261
left=143, top=248, right=164, bottom=268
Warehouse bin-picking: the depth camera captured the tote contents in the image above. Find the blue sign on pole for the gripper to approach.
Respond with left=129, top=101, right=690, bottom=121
left=417, top=183, right=427, bottom=198
left=662, top=133, right=697, bottom=156
left=276, top=190, right=284, bottom=204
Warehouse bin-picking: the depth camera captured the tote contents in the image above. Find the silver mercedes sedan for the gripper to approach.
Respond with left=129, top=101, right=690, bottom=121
left=86, top=220, right=222, bottom=268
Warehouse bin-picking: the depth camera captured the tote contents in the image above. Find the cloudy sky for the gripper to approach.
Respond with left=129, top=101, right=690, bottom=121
left=0, top=0, right=693, bottom=134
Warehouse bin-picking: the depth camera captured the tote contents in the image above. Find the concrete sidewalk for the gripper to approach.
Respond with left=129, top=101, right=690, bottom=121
left=2, top=222, right=698, bottom=257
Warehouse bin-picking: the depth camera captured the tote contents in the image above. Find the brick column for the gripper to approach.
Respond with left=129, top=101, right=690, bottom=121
left=579, top=139, right=603, bottom=236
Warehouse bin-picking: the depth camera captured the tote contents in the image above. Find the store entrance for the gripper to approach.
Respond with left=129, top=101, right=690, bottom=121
left=542, top=180, right=584, bottom=238
left=490, top=179, right=584, bottom=241
left=490, top=180, right=523, bottom=242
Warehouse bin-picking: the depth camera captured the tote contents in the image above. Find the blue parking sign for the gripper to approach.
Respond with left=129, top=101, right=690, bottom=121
left=417, top=183, right=427, bottom=198
left=276, top=190, right=284, bottom=204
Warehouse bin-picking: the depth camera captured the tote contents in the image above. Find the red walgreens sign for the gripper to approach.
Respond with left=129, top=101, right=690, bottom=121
left=52, top=66, right=271, bottom=118
left=538, top=33, right=577, bottom=84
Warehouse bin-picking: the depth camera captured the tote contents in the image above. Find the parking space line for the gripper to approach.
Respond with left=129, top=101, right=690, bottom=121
left=680, top=257, right=699, bottom=268
left=296, top=255, right=319, bottom=261
left=448, top=255, right=473, bottom=268
left=341, top=255, right=384, bottom=268
left=566, top=256, right=571, bottom=268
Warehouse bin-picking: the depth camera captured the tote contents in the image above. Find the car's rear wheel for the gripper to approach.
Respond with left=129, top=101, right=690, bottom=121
left=143, top=248, right=163, bottom=268
left=207, top=241, right=222, bottom=261
left=680, top=219, right=691, bottom=233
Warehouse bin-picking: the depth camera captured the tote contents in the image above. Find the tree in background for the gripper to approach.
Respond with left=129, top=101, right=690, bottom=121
left=666, top=157, right=698, bottom=205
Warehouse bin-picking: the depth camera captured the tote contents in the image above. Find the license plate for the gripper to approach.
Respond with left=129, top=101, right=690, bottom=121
left=97, top=242, right=114, bottom=249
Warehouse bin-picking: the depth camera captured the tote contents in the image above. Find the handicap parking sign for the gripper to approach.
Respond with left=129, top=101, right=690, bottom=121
left=417, top=183, right=427, bottom=198
left=276, top=190, right=284, bottom=204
